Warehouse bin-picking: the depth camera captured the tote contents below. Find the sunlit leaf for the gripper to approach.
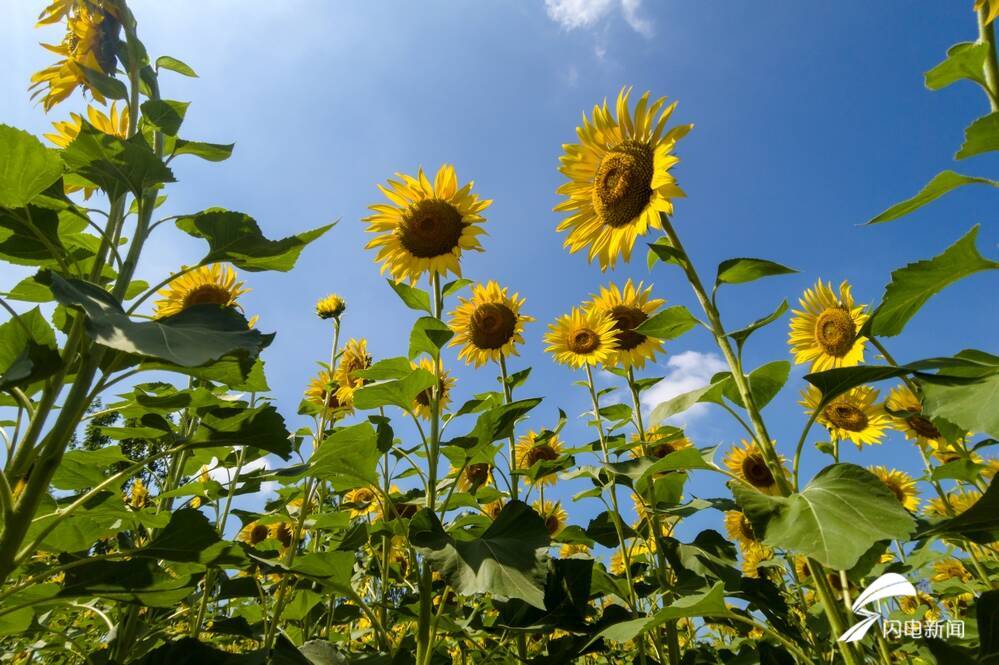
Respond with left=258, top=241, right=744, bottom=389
left=633, top=305, right=699, bottom=341
left=0, top=125, right=63, bottom=208
left=714, top=258, right=796, bottom=287
left=925, top=41, right=990, bottom=91
left=867, top=170, right=999, bottom=224
left=61, top=121, right=174, bottom=200
left=388, top=279, right=431, bottom=313
left=409, top=316, right=453, bottom=358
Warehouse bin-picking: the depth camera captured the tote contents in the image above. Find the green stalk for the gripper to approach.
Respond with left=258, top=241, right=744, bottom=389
left=979, top=6, right=999, bottom=111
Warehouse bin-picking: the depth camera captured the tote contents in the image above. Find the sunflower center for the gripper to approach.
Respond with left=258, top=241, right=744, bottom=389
left=465, top=463, right=490, bottom=487
left=908, top=415, right=941, bottom=439
left=182, top=284, right=233, bottom=309
left=568, top=328, right=601, bottom=354
left=814, top=307, right=856, bottom=357
left=885, top=481, right=906, bottom=505
left=824, top=402, right=869, bottom=432
left=250, top=524, right=270, bottom=545
left=742, top=454, right=775, bottom=488
left=415, top=377, right=446, bottom=408
left=524, top=444, right=559, bottom=466
left=544, top=514, right=561, bottom=535
left=649, top=442, right=676, bottom=459
left=399, top=198, right=465, bottom=258
left=738, top=514, right=756, bottom=542
left=469, top=303, right=517, bottom=349
left=593, top=140, right=655, bottom=228
left=609, top=305, right=648, bottom=350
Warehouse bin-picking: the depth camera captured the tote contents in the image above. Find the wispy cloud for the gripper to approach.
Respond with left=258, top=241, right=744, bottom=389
left=544, top=0, right=654, bottom=37
left=641, top=351, right=728, bottom=428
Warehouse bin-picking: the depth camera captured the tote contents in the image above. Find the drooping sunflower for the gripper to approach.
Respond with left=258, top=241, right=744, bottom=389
left=237, top=521, right=271, bottom=546
left=868, top=466, right=919, bottom=512
left=269, top=522, right=294, bottom=549
left=741, top=544, right=773, bottom=579
left=363, top=164, right=491, bottom=283
left=925, top=490, right=981, bottom=518
left=801, top=385, right=889, bottom=447
left=153, top=264, right=249, bottom=319
left=724, top=511, right=759, bottom=550
left=482, top=499, right=505, bottom=521
left=931, top=558, right=972, bottom=583
left=631, top=425, right=692, bottom=459
left=334, top=338, right=372, bottom=404
left=555, top=87, right=692, bottom=270
left=410, top=357, right=454, bottom=419
left=585, top=279, right=665, bottom=369
left=448, top=281, right=532, bottom=367
left=31, top=0, right=120, bottom=110
left=885, top=385, right=946, bottom=446
left=344, top=487, right=378, bottom=517
left=533, top=500, right=568, bottom=536
left=545, top=307, right=618, bottom=369
left=515, top=431, right=565, bottom=487
left=315, top=294, right=346, bottom=320
left=456, top=463, right=492, bottom=492
left=976, top=0, right=999, bottom=25
left=788, top=279, right=868, bottom=371
left=723, top=439, right=785, bottom=496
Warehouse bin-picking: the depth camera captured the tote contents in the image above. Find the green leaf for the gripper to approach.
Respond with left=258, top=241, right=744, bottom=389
left=191, top=404, right=293, bottom=459
left=141, top=99, right=189, bottom=136
left=176, top=209, right=333, bottom=272
left=0, top=125, right=63, bottom=208
left=633, top=306, right=699, bottom=341
left=804, top=365, right=913, bottom=402
left=442, top=278, right=472, bottom=297
left=733, top=463, right=915, bottom=570
left=648, top=377, right=728, bottom=426
left=728, top=300, right=788, bottom=352
left=0, top=306, right=61, bottom=391
left=976, top=589, right=999, bottom=665
left=59, top=558, right=197, bottom=607
left=585, top=510, right=637, bottom=547
left=408, top=316, right=454, bottom=359
left=388, top=279, right=431, bottom=313
left=61, top=121, right=175, bottom=199
left=920, top=351, right=999, bottom=439
left=723, top=361, right=790, bottom=409
left=715, top=258, right=796, bottom=287
left=592, top=583, right=727, bottom=644
left=410, top=501, right=550, bottom=608
left=3, top=274, right=54, bottom=302
left=646, top=238, right=685, bottom=269
left=956, top=112, right=999, bottom=160
left=48, top=272, right=272, bottom=367
left=171, top=139, right=234, bottom=162
left=865, top=226, right=997, bottom=337
left=355, top=356, right=413, bottom=381
left=919, top=476, right=998, bottom=544
left=140, top=509, right=243, bottom=566
left=156, top=55, right=198, bottom=77
left=52, top=446, right=130, bottom=490
left=352, top=368, right=436, bottom=411
left=80, top=65, right=127, bottom=100
left=925, top=41, right=990, bottom=91
left=302, top=422, right=380, bottom=491
left=449, top=398, right=543, bottom=451
left=867, top=171, right=999, bottom=225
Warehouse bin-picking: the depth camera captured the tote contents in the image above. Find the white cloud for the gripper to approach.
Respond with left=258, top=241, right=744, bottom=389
left=641, top=351, right=728, bottom=427
left=544, top=0, right=653, bottom=36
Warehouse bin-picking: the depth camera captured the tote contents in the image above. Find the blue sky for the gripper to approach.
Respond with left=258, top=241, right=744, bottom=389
left=1, top=1, right=997, bottom=537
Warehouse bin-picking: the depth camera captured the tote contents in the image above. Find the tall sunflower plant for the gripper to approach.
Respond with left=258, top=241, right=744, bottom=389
left=1, top=1, right=998, bottom=665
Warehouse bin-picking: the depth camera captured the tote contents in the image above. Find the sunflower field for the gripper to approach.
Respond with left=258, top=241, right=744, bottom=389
left=1, top=1, right=998, bottom=664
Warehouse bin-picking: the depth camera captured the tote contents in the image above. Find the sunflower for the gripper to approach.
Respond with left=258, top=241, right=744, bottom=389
left=926, top=490, right=981, bottom=518
left=741, top=544, right=773, bottom=579
left=631, top=425, right=692, bottom=459
left=801, top=385, right=889, bottom=447
left=900, top=592, right=941, bottom=623
left=153, top=264, right=249, bottom=319
left=482, top=500, right=505, bottom=520
left=585, top=279, right=665, bottom=369
left=868, top=466, right=919, bottom=512
left=315, top=294, right=346, bottom=320
left=555, top=87, right=692, bottom=270
left=31, top=0, right=120, bottom=111
left=885, top=385, right=946, bottom=446
left=304, top=369, right=353, bottom=414
left=237, top=521, right=271, bottom=546
left=45, top=101, right=128, bottom=148
left=334, top=338, right=372, bottom=404
left=344, top=487, right=378, bottom=517
left=788, top=279, right=868, bottom=371
left=456, top=463, right=492, bottom=492
left=724, top=439, right=785, bottom=495
left=931, top=558, right=972, bottom=583
left=559, top=543, right=590, bottom=558
left=515, top=431, right=564, bottom=487
left=545, top=307, right=618, bottom=368
left=724, top=511, right=758, bottom=550
left=533, top=500, right=568, bottom=536
left=269, top=522, right=295, bottom=549
left=411, top=357, right=454, bottom=419
left=976, top=0, right=999, bottom=24
left=127, top=477, right=148, bottom=508
left=363, top=164, right=491, bottom=283
left=610, top=540, right=651, bottom=575
left=448, top=281, right=532, bottom=367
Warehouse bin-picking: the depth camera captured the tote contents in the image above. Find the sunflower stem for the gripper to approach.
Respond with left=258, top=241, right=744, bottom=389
left=978, top=5, right=999, bottom=111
